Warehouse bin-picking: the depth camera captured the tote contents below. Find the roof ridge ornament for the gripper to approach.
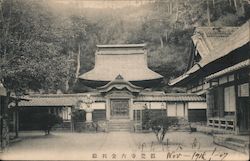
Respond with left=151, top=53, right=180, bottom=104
left=115, top=74, right=124, bottom=80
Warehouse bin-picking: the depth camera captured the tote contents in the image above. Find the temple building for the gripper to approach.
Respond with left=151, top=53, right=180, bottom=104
left=16, top=44, right=205, bottom=132
left=169, top=21, right=250, bottom=135
left=78, top=44, right=163, bottom=88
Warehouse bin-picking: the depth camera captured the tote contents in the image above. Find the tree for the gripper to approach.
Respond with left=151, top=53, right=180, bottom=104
left=142, top=104, right=151, bottom=130
left=0, top=0, right=71, bottom=95
left=150, top=116, right=178, bottom=143
left=35, top=113, right=63, bottom=135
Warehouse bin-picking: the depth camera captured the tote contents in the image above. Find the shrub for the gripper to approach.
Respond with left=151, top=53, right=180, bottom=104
left=142, top=104, right=151, bottom=130
left=34, top=113, right=63, bottom=135
left=150, top=116, right=178, bottom=143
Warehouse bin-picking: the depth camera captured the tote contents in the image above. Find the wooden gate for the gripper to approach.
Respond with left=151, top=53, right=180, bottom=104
left=110, top=99, right=129, bottom=119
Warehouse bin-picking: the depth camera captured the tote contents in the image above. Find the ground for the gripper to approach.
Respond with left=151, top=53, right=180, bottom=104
left=1, top=131, right=249, bottom=160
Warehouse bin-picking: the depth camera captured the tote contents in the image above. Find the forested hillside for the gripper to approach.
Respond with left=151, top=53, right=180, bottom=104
left=1, top=0, right=249, bottom=94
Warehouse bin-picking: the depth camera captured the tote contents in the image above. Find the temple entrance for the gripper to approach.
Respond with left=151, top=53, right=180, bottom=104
left=238, top=97, right=250, bottom=134
left=110, top=99, right=129, bottom=119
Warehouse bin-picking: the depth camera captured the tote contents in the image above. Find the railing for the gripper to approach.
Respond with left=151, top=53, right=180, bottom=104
left=208, top=117, right=235, bottom=130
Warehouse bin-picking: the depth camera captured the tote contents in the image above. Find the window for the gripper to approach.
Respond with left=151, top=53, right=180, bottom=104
left=238, top=83, right=249, bottom=97
left=167, top=103, right=176, bottom=116
left=224, top=86, right=236, bottom=112
left=176, top=103, right=184, bottom=117
left=167, top=103, right=184, bottom=117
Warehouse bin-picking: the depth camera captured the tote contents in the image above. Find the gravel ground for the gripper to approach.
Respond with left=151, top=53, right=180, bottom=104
left=1, top=131, right=249, bottom=160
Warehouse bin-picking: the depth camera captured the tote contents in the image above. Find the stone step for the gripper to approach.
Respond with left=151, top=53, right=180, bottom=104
left=109, top=126, right=131, bottom=129
left=227, top=138, right=246, bottom=144
left=108, top=119, right=131, bottom=132
left=109, top=129, right=131, bottom=132
left=108, top=124, right=131, bottom=127
left=226, top=141, right=245, bottom=148
left=109, top=126, right=131, bottom=130
left=109, top=123, right=131, bottom=126
left=214, top=135, right=249, bottom=154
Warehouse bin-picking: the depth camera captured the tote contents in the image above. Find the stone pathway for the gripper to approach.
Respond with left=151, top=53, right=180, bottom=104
left=1, top=131, right=249, bottom=160
left=98, top=132, right=137, bottom=152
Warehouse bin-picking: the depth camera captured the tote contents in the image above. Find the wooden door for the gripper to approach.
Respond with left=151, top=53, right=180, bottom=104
left=110, top=99, right=129, bottom=119
left=238, top=97, right=250, bottom=133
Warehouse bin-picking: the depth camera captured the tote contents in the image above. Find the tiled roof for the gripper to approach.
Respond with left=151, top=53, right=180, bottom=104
left=135, top=93, right=206, bottom=102
left=169, top=20, right=250, bottom=86
left=97, top=75, right=142, bottom=93
left=192, top=27, right=239, bottom=58
left=206, top=59, right=250, bottom=81
left=18, top=92, right=205, bottom=107
left=198, top=21, right=249, bottom=68
left=79, top=44, right=163, bottom=82
left=18, top=93, right=106, bottom=107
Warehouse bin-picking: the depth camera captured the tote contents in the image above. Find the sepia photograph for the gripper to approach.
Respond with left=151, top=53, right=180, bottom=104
left=0, top=0, right=249, bottom=160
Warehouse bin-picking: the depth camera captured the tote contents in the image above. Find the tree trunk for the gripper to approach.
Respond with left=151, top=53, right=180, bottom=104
left=65, top=80, right=69, bottom=92
left=160, top=129, right=167, bottom=143
left=206, top=0, right=211, bottom=26
left=65, top=52, right=71, bottom=92
left=154, top=130, right=160, bottom=142
left=175, top=1, right=179, bottom=22
left=229, top=0, right=232, bottom=6
left=160, top=36, right=164, bottom=48
left=233, top=0, right=238, bottom=11
left=75, top=44, right=81, bottom=83
left=165, top=32, right=168, bottom=43
left=170, top=1, right=173, bottom=14
left=241, top=0, right=245, bottom=14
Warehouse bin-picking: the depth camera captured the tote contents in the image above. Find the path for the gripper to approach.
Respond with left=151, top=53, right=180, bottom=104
left=1, top=131, right=248, bottom=160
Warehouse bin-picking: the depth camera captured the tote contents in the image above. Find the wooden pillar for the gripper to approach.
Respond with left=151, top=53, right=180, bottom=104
left=234, top=74, right=239, bottom=134
left=15, top=110, right=19, bottom=138
left=206, top=89, right=215, bottom=127
left=183, top=102, right=188, bottom=120
left=1, top=92, right=10, bottom=150
left=129, top=98, right=133, bottom=121
left=206, top=89, right=214, bottom=118
left=165, top=101, right=168, bottom=117
left=13, top=101, right=19, bottom=138
left=0, top=96, right=2, bottom=149
left=134, top=109, right=136, bottom=121
left=106, top=99, right=110, bottom=120
left=70, top=107, right=74, bottom=132
left=217, top=87, right=224, bottom=118
left=13, top=110, right=16, bottom=133
left=140, top=109, right=142, bottom=123
left=175, top=103, right=177, bottom=116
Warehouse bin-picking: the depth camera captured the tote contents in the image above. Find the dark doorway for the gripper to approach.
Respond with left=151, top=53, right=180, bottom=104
left=110, top=99, right=129, bottom=119
left=238, top=97, right=250, bottom=133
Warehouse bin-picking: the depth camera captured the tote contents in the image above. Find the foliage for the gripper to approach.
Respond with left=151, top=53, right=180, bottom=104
left=142, top=104, right=151, bottom=130
left=34, top=113, right=63, bottom=135
left=1, top=0, right=249, bottom=94
left=71, top=110, right=86, bottom=122
left=150, top=116, right=178, bottom=143
left=0, top=0, right=70, bottom=94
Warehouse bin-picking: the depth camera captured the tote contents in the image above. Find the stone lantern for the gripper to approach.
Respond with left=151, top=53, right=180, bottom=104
left=82, top=94, right=94, bottom=122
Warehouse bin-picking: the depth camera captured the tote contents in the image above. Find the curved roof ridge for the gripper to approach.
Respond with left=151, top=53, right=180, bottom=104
left=79, top=44, right=163, bottom=82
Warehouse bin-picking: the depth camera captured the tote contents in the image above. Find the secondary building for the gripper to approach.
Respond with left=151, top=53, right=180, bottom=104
left=169, top=21, right=250, bottom=134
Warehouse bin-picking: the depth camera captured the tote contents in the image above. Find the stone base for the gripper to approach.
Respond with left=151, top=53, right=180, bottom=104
left=213, top=134, right=250, bottom=154
left=74, top=121, right=108, bottom=132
